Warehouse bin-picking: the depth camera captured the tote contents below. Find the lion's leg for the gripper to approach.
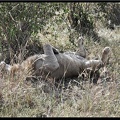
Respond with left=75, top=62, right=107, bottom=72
left=84, top=47, right=110, bottom=84
left=43, top=44, right=59, bottom=72
left=101, top=47, right=110, bottom=66
left=75, top=36, right=86, bottom=58
left=85, top=59, right=103, bottom=70
left=85, top=47, right=110, bottom=69
left=83, top=59, right=102, bottom=84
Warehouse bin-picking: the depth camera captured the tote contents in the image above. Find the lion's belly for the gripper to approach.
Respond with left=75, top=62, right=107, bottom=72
left=51, top=54, right=85, bottom=79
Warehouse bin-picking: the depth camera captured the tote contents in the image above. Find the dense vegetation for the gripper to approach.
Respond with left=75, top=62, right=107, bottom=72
left=0, top=2, right=119, bottom=117
left=0, top=2, right=119, bottom=63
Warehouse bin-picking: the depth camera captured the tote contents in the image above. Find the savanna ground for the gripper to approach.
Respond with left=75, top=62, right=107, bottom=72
left=0, top=6, right=120, bottom=117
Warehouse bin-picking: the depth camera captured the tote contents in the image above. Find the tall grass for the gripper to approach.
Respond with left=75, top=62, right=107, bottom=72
left=0, top=16, right=119, bottom=117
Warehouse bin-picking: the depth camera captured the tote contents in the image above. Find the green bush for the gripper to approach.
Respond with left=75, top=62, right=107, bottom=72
left=0, top=2, right=62, bottom=63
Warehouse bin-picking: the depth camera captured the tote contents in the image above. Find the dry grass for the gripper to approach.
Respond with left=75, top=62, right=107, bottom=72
left=0, top=17, right=120, bottom=117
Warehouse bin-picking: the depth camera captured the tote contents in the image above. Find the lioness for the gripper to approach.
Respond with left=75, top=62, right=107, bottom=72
left=0, top=37, right=110, bottom=83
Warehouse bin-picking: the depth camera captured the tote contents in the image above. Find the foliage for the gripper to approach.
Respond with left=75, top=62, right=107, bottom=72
left=97, top=2, right=120, bottom=26
left=67, top=2, right=120, bottom=43
left=0, top=2, right=64, bottom=63
left=0, top=2, right=119, bottom=63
